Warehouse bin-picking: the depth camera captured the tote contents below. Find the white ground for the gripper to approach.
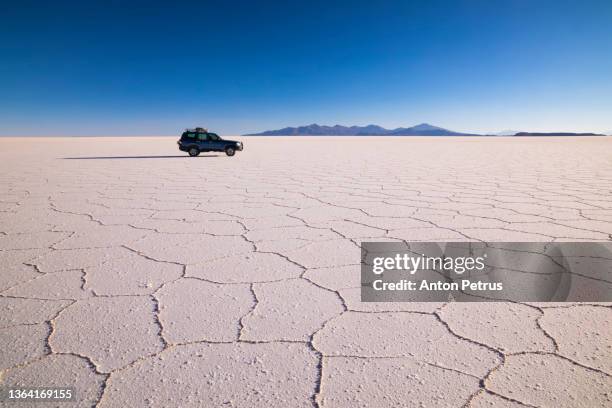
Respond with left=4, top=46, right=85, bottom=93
left=0, top=136, right=611, bottom=407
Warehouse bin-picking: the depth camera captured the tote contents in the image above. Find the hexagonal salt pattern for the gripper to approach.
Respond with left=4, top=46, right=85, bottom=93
left=1, top=136, right=610, bottom=406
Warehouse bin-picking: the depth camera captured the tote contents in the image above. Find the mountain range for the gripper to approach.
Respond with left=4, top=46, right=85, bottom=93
left=245, top=123, right=477, bottom=136
left=244, top=123, right=609, bottom=137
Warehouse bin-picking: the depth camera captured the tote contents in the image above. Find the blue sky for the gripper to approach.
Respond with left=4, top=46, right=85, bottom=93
left=2, top=0, right=611, bottom=136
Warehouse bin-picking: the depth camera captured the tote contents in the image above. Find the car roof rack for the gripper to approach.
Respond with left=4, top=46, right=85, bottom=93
left=185, top=127, right=208, bottom=132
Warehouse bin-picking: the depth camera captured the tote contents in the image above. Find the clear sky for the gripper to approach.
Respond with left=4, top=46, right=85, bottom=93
left=2, top=0, right=611, bottom=136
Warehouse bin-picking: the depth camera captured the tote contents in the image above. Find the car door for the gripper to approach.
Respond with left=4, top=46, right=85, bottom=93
left=196, top=132, right=212, bottom=151
left=207, top=133, right=223, bottom=151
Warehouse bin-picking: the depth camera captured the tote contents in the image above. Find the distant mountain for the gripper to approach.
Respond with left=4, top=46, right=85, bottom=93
left=387, top=123, right=476, bottom=136
left=514, top=132, right=605, bottom=136
left=244, top=123, right=389, bottom=136
left=494, top=130, right=520, bottom=136
left=245, top=123, right=477, bottom=136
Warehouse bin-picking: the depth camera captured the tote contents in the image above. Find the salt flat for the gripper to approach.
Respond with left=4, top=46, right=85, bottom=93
left=0, top=136, right=611, bottom=407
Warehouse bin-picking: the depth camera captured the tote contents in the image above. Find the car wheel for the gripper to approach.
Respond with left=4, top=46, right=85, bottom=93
left=188, top=147, right=200, bottom=157
left=225, top=147, right=235, bottom=156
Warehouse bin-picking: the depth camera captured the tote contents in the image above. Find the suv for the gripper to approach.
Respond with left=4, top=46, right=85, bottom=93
left=178, top=128, right=243, bottom=157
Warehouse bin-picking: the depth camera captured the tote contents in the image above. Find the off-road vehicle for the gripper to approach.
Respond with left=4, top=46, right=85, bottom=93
left=178, top=128, right=243, bottom=157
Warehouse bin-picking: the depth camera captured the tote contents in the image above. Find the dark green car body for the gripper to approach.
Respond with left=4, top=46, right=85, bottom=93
left=178, top=129, right=243, bottom=156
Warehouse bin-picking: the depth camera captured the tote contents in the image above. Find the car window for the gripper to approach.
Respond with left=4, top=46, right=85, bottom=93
left=197, top=133, right=208, bottom=141
left=208, top=133, right=220, bottom=141
left=184, top=133, right=196, bottom=139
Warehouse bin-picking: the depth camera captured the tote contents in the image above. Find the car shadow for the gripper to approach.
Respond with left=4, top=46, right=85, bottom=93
left=63, top=155, right=220, bottom=159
